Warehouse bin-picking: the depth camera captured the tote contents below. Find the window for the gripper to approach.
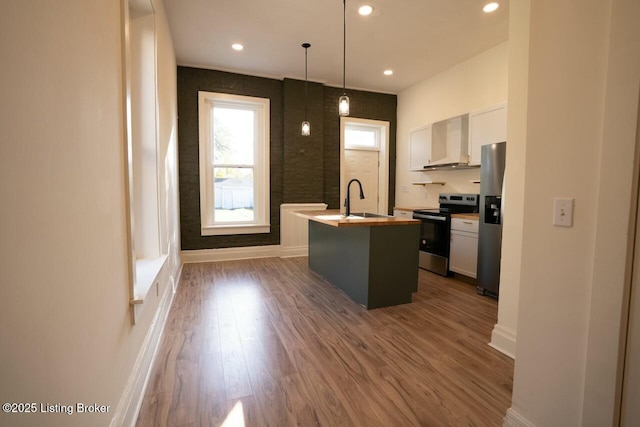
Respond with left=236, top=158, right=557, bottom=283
left=123, top=0, right=170, bottom=311
left=344, top=122, right=381, bottom=150
left=198, top=91, right=270, bottom=235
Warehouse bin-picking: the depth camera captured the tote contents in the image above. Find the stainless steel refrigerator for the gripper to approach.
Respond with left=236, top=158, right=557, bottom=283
left=477, top=142, right=506, bottom=297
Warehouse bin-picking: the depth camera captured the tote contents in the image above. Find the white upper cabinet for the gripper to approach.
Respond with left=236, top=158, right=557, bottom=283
left=409, top=125, right=429, bottom=171
left=468, top=102, right=507, bottom=166
left=409, top=125, right=447, bottom=170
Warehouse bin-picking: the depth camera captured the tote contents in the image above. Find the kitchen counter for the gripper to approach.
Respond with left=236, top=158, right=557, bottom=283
left=451, top=213, right=480, bottom=220
left=299, top=209, right=420, bottom=309
left=294, top=209, right=419, bottom=227
left=393, top=206, right=438, bottom=212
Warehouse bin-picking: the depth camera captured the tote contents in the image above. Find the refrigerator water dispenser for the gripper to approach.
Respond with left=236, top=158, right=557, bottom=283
left=484, top=195, right=502, bottom=225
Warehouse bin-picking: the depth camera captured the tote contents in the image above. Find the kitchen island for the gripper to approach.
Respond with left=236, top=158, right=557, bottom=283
left=294, top=209, right=420, bottom=309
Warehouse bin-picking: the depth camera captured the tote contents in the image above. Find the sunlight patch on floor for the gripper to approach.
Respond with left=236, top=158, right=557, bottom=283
left=221, top=400, right=245, bottom=427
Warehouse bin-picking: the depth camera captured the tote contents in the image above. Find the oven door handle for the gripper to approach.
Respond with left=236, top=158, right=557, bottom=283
left=413, top=214, right=447, bottom=221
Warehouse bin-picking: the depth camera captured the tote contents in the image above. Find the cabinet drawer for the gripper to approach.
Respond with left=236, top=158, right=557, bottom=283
left=451, top=218, right=479, bottom=233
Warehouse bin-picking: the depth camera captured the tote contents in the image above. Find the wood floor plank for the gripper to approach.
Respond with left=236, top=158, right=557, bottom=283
left=282, top=345, right=358, bottom=426
left=215, top=277, right=254, bottom=401
left=144, top=332, right=185, bottom=396
left=165, top=358, right=199, bottom=426
left=196, top=352, right=227, bottom=426
left=223, top=396, right=262, bottom=427
left=136, top=257, right=514, bottom=426
left=136, top=392, right=170, bottom=427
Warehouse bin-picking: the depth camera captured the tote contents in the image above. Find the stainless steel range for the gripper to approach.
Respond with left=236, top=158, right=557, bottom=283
left=413, top=194, right=479, bottom=276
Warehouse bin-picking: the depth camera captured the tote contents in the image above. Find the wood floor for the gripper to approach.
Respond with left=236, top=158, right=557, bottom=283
left=136, top=257, right=513, bottom=427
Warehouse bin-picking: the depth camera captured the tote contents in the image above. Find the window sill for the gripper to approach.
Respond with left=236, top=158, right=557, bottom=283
left=130, top=255, right=168, bottom=305
left=201, top=224, right=270, bottom=236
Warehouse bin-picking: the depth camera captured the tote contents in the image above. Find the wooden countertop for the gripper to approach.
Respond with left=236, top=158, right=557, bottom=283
left=294, top=209, right=420, bottom=227
left=451, top=213, right=480, bottom=220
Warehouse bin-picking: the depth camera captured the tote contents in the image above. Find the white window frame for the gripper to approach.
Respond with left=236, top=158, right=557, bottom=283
left=198, top=91, right=270, bottom=236
left=122, top=0, right=169, bottom=319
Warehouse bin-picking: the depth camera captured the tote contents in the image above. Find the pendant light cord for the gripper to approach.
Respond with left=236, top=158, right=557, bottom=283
left=342, top=0, right=346, bottom=94
left=304, top=46, right=308, bottom=120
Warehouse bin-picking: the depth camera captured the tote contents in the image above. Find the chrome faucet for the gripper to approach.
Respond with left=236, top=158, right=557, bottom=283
left=344, top=178, right=365, bottom=217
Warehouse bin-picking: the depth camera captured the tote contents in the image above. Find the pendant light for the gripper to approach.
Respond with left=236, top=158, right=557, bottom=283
left=339, top=0, right=349, bottom=116
left=301, top=42, right=311, bottom=136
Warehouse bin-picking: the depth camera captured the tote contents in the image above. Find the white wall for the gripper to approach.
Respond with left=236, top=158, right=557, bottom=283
left=0, top=1, right=180, bottom=426
left=490, top=0, right=531, bottom=360
left=396, top=42, right=508, bottom=208
left=507, top=0, right=640, bottom=425
left=582, top=0, right=640, bottom=423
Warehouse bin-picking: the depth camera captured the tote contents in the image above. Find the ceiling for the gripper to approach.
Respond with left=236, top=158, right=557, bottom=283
left=163, top=0, right=509, bottom=94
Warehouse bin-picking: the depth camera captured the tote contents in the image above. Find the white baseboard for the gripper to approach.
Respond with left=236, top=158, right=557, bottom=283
left=490, top=323, right=517, bottom=359
left=279, top=245, right=308, bottom=258
left=181, top=244, right=281, bottom=263
left=503, top=407, right=536, bottom=427
left=110, top=262, right=182, bottom=427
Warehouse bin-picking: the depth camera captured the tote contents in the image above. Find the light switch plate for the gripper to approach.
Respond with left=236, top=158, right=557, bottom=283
left=553, top=198, right=574, bottom=227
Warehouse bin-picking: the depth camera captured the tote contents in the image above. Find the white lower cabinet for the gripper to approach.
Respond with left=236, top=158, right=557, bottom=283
left=449, top=218, right=479, bottom=278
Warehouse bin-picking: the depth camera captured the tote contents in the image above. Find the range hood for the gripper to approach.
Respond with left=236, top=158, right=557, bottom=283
left=421, top=114, right=474, bottom=171
left=423, top=162, right=479, bottom=171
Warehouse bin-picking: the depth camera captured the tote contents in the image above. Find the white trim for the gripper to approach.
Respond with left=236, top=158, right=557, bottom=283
left=132, top=255, right=170, bottom=324
left=181, top=245, right=281, bottom=263
left=280, top=245, right=309, bottom=258
left=133, top=255, right=168, bottom=302
left=503, top=407, right=536, bottom=427
left=201, top=224, right=270, bottom=236
left=110, top=262, right=182, bottom=427
left=490, top=323, right=517, bottom=359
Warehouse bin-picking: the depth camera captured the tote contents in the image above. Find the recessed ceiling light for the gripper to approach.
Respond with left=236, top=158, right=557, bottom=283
left=231, top=43, right=244, bottom=51
left=383, top=69, right=393, bottom=76
left=483, top=2, right=499, bottom=13
left=358, top=5, right=374, bottom=16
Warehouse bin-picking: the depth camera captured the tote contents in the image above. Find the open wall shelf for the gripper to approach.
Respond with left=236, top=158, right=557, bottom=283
left=412, top=181, right=446, bottom=186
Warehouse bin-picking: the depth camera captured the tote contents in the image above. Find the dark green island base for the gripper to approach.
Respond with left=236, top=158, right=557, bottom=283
left=308, top=220, right=420, bottom=309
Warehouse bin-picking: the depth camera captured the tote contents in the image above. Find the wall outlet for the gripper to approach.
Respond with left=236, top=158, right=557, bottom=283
left=553, top=198, right=574, bottom=227
left=401, top=185, right=409, bottom=193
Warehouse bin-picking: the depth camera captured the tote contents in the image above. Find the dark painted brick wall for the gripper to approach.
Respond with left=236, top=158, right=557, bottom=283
left=323, top=87, right=397, bottom=212
left=177, top=66, right=397, bottom=250
left=177, top=67, right=283, bottom=250
left=283, top=78, right=325, bottom=202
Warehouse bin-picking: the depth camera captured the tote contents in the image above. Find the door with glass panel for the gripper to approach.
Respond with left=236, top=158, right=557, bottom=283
left=340, top=118, right=389, bottom=215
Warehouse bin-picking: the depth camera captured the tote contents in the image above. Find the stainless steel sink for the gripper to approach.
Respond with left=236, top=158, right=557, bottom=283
left=348, top=212, right=391, bottom=219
